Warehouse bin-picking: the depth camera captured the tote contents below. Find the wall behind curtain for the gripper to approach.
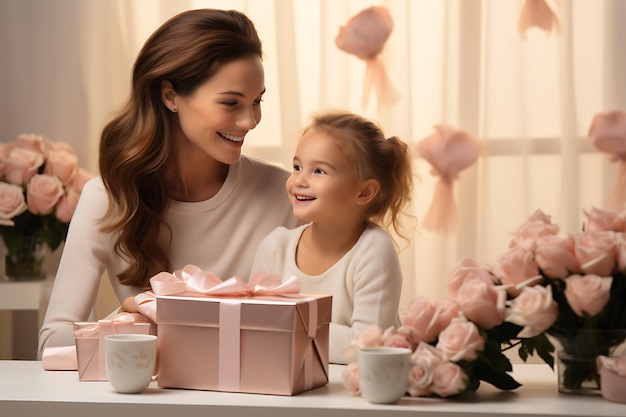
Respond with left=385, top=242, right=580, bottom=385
left=1, top=0, right=624, bottom=314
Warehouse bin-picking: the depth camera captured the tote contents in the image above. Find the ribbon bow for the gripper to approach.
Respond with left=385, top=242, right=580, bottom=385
left=135, top=265, right=301, bottom=322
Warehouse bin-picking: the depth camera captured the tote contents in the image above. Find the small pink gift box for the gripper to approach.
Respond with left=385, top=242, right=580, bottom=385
left=598, top=355, right=626, bottom=403
left=155, top=292, right=332, bottom=395
left=73, top=313, right=153, bottom=381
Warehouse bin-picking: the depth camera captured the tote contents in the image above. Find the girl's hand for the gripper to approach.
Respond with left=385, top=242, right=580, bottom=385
left=121, top=296, right=138, bottom=313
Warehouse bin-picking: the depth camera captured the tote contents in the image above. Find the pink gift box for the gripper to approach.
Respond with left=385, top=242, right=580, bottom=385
left=155, top=293, right=332, bottom=395
left=73, top=316, right=153, bottom=381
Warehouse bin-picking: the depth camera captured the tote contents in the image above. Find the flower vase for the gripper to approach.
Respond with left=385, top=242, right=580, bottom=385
left=3, top=236, right=49, bottom=281
left=553, top=329, right=626, bottom=395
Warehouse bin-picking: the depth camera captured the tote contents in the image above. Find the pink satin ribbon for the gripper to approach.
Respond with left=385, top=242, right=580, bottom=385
left=135, top=265, right=301, bottom=322
left=42, top=345, right=78, bottom=370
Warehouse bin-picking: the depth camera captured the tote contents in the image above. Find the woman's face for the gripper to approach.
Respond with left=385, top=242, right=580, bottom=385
left=172, top=56, right=265, bottom=165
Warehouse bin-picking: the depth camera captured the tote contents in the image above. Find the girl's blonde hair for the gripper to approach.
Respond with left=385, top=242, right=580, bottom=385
left=303, top=110, right=414, bottom=245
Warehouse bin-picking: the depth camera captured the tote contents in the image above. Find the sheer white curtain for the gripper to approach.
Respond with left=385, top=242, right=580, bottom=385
left=1, top=0, right=624, bottom=308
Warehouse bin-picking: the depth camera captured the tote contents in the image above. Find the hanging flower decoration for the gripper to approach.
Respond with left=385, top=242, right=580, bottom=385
left=416, top=124, right=481, bottom=234
left=518, top=0, right=561, bottom=38
left=588, top=110, right=626, bottom=210
left=335, top=6, right=400, bottom=112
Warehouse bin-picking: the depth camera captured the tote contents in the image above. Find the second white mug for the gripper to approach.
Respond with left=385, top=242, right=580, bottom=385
left=104, top=334, right=157, bottom=394
left=358, top=346, right=429, bottom=404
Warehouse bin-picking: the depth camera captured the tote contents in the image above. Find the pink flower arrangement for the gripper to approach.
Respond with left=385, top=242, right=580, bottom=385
left=342, top=296, right=520, bottom=398
left=0, top=134, right=93, bottom=255
left=343, top=205, right=626, bottom=397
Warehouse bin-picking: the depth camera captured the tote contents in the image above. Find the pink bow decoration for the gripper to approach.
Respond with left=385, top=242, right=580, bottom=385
left=417, top=124, right=481, bottom=234
left=134, top=265, right=301, bottom=322
left=335, top=6, right=399, bottom=112
left=518, top=0, right=561, bottom=39
left=588, top=110, right=626, bottom=210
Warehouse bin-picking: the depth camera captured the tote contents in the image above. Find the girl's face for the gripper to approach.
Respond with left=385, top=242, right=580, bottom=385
left=286, top=129, right=363, bottom=224
left=171, top=56, right=265, bottom=165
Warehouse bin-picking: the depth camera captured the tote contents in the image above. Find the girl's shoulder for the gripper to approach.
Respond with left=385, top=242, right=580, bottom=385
left=357, top=222, right=397, bottom=252
left=264, top=223, right=308, bottom=242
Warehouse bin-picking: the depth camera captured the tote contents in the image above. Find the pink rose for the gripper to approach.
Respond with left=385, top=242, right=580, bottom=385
left=15, top=133, right=46, bottom=154
left=408, top=342, right=448, bottom=397
left=411, top=342, right=449, bottom=370
left=616, top=234, right=626, bottom=272
left=436, top=299, right=463, bottom=331
left=447, top=257, right=496, bottom=299
left=407, top=361, right=432, bottom=397
left=613, top=211, right=626, bottom=233
left=584, top=207, right=620, bottom=232
left=534, top=234, right=580, bottom=279
left=341, top=362, right=360, bottom=396
left=45, top=139, right=75, bottom=153
left=26, top=174, right=64, bottom=215
left=70, top=168, right=94, bottom=193
left=564, top=274, right=612, bottom=317
left=492, top=246, right=541, bottom=295
left=436, top=319, right=485, bottom=362
left=574, top=231, right=617, bottom=276
left=0, top=182, right=28, bottom=226
left=3, top=147, right=45, bottom=186
left=506, top=285, right=558, bottom=337
left=455, top=278, right=506, bottom=329
left=55, top=189, right=80, bottom=223
left=430, top=362, right=468, bottom=398
left=382, top=327, right=412, bottom=349
left=510, top=210, right=560, bottom=251
left=525, top=208, right=553, bottom=224
left=44, top=149, right=78, bottom=185
left=343, top=324, right=384, bottom=358
left=357, top=324, right=384, bottom=347
left=399, top=296, right=441, bottom=345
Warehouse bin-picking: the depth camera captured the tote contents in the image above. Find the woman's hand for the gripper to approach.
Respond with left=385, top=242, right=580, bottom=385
left=121, top=296, right=138, bottom=313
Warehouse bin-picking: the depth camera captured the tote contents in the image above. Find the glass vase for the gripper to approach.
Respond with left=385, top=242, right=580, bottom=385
left=553, top=329, right=626, bottom=395
left=4, top=236, right=49, bottom=281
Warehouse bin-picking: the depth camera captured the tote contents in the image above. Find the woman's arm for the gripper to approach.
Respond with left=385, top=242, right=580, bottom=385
left=38, top=178, right=112, bottom=358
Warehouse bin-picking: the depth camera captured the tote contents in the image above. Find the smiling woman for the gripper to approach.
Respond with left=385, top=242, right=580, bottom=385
left=37, top=8, right=298, bottom=358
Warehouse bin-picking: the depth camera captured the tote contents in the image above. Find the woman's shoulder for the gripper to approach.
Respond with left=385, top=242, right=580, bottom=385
left=79, top=176, right=107, bottom=201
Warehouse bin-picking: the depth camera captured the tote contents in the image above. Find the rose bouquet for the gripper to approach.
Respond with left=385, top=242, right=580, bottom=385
left=492, top=207, right=626, bottom=392
left=342, top=293, right=536, bottom=398
left=0, top=134, right=93, bottom=278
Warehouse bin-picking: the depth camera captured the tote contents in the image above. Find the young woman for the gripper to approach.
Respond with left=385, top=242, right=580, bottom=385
left=38, top=9, right=297, bottom=357
left=251, top=110, right=414, bottom=364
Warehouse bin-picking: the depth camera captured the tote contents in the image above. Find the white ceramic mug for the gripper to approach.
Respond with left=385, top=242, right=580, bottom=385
left=358, top=346, right=429, bottom=404
left=104, top=334, right=157, bottom=394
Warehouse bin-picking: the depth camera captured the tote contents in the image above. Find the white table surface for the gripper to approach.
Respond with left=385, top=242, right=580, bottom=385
left=1, top=361, right=624, bottom=417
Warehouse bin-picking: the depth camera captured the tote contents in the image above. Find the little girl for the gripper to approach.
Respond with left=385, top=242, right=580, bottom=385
left=251, top=110, right=414, bottom=364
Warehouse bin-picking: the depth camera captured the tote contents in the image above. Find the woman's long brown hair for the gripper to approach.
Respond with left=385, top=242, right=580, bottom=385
left=98, top=9, right=262, bottom=287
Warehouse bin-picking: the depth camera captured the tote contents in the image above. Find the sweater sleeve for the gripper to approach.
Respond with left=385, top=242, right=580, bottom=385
left=38, top=178, right=113, bottom=357
left=249, top=227, right=283, bottom=278
left=330, top=228, right=403, bottom=364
